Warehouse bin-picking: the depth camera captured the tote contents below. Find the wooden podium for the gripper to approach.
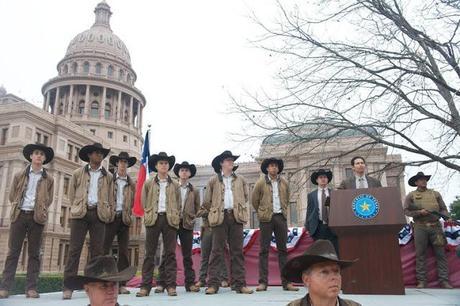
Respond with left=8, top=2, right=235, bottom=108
left=329, top=187, right=406, bottom=295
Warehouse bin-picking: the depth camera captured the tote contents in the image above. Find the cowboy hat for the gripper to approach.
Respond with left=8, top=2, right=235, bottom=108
left=408, top=171, right=431, bottom=187
left=260, top=157, right=284, bottom=175
left=64, top=255, right=136, bottom=290
left=281, top=239, right=357, bottom=283
left=173, top=161, right=197, bottom=178
left=310, top=169, right=333, bottom=185
left=79, top=143, right=110, bottom=162
left=23, top=143, right=54, bottom=165
left=109, top=152, right=137, bottom=168
left=211, top=150, right=239, bottom=173
left=148, top=152, right=175, bottom=172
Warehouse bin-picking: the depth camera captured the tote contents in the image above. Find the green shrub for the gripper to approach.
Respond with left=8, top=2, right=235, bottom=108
left=9, top=273, right=63, bottom=295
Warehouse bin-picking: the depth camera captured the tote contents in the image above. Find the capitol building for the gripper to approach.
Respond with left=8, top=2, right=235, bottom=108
left=0, top=1, right=406, bottom=274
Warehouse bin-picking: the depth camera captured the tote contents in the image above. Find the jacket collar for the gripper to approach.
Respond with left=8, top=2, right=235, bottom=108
left=85, top=164, right=107, bottom=176
left=25, top=164, right=48, bottom=178
left=264, top=174, right=280, bottom=184
left=218, top=171, right=236, bottom=182
left=180, top=181, right=194, bottom=191
left=302, top=294, right=343, bottom=306
left=154, top=174, right=172, bottom=184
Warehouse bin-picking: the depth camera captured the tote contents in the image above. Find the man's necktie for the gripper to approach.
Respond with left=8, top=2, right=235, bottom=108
left=321, top=188, right=328, bottom=224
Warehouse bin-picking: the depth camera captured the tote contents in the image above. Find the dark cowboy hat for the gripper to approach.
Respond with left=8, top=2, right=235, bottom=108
left=64, top=255, right=136, bottom=290
left=148, top=152, right=175, bottom=172
left=173, top=161, right=197, bottom=178
left=282, top=239, right=357, bottom=283
left=211, top=150, right=239, bottom=173
left=260, top=157, right=284, bottom=175
left=109, top=152, right=137, bottom=168
left=23, top=143, right=54, bottom=165
left=408, top=171, right=431, bottom=187
left=310, top=169, right=333, bottom=185
left=79, top=143, right=110, bottom=162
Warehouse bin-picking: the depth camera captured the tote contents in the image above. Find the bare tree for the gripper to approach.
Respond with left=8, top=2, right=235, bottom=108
left=232, top=0, right=460, bottom=172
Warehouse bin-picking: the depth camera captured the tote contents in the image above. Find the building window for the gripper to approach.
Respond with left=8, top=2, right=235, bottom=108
left=0, top=128, right=8, bottom=145
left=107, top=65, right=113, bottom=77
left=95, top=62, right=102, bottom=74
left=127, top=74, right=131, bottom=84
left=345, top=168, right=353, bottom=178
left=108, top=131, right=113, bottom=139
left=91, top=101, right=99, bottom=117
left=289, top=202, right=298, bottom=225
left=105, top=103, right=111, bottom=119
left=119, top=69, right=124, bottom=81
left=134, top=139, right=137, bottom=147
left=63, top=177, right=70, bottom=196
left=43, top=135, right=49, bottom=146
left=63, top=64, right=68, bottom=74
left=90, top=129, right=96, bottom=135
left=72, top=62, right=78, bottom=74
left=35, top=132, right=42, bottom=144
left=124, top=110, right=129, bottom=122
left=60, top=206, right=66, bottom=227
left=78, top=100, right=85, bottom=114
left=83, top=61, right=90, bottom=73
left=123, top=135, right=127, bottom=142
left=74, top=147, right=80, bottom=163
left=67, top=144, right=73, bottom=160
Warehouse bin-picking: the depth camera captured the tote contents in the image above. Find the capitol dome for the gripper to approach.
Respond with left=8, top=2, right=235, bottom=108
left=64, top=1, right=131, bottom=66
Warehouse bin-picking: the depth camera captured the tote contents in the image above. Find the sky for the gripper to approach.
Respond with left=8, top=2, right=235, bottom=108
left=0, top=0, right=459, bottom=206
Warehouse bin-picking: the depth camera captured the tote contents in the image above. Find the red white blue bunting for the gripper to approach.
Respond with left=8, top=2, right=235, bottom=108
left=270, top=227, right=305, bottom=252
left=398, top=220, right=460, bottom=249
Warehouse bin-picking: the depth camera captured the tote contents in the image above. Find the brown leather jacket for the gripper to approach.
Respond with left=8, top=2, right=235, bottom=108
left=141, top=175, right=181, bottom=229
left=68, top=164, right=114, bottom=223
left=9, top=165, right=54, bottom=225
left=179, top=182, right=200, bottom=230
left=113, top=174, right=136, bottom=226
left=251, top=175, right=289, bottom=222
left=203, top=173, right=249, bottom=226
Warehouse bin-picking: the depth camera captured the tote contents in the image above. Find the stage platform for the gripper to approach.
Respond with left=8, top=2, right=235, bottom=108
left=0, top=286, right=458, bottom=306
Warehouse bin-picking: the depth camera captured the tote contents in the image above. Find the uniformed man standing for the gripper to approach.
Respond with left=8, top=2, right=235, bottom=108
left=403, top=172, right=453, bottom=289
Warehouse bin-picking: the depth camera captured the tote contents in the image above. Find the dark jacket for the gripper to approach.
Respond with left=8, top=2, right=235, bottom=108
left=305, top=188, right=331, bottom=236
left=338, top=175, right=381, bottom=189
left=287, top=294, right=361, bottom=306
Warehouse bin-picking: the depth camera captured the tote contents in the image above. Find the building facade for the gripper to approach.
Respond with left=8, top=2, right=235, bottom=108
left=0, top=1, right=146, bottom=273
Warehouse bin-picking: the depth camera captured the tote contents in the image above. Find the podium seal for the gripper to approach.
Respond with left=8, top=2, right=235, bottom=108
left=352, top=194, right=379, bottom=219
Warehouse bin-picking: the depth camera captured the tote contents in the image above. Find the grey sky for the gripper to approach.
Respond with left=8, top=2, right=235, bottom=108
left=0, top=0, right=459, bottom=206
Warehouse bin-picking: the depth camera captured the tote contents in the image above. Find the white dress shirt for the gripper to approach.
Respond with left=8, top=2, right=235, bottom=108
left=317, top=187, right=330, bottom=223
left=355, top=175, right=368, bottom=189
left=270, top=177, right=282, bottom=213
left=88, top=165, right=102, bottom=207
left=180, top=184, right=188, bottom=212
left=21, top=167, right=43, bottom=211
left=222, top=173, right=234, bottom=209
left=158, top=179, right=168, bottom=213
left=115, top=175, right=127, bottom=212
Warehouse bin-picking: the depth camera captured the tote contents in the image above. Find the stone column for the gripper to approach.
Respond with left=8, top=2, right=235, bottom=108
left=0, top=161, right=10, bottom=224
left=117, top=91, right=122, bottom=123
left=84, top=85, right=91, bottom=118
left=67, top=85, right=74, bottom=118
left=100, top=87, right=107, bottom=120
left=129, top=96, right=133, bottom=128
left=44, top=91, right=50, bottom=112
left=136, top=100, right=141, bottom=131
left=54, top=87, right=60, bottom=115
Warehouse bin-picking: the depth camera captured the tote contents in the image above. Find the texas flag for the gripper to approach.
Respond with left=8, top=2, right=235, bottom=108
left=133, top=130, right=150, bottom=217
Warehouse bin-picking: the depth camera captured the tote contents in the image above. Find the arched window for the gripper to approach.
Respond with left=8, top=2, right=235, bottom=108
left=83, top=62, right=90, bottom=73
left=63, top=65, right=68, bottom=74
left=95, top=63, right=102, bottom=74
left=105, top=103, right=111, bottom=119
left=91, top=101, right=99, bottom=117
left=124, top=109, right=129, bottom=122
left=127, top=74, right=131, bottom=84
left=107, top=65, right=113, bottom=77
left=79, top=100, right=85, bottom=114
left=72, top=62, right=78, bottom=74
left=119, top=69, right=124, bottom=81
left=59, top=102, right=64, bottom=115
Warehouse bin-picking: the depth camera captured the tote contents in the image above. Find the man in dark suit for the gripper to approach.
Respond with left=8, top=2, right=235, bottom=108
left=338, top=156, right=382, bottom=189
left=304, top=169, right=338, bottom=253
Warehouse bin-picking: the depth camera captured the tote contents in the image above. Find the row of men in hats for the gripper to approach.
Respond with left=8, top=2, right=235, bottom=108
left=0, top=142, right=453, bottom=301
left=304, top=156, right=453, bottom=289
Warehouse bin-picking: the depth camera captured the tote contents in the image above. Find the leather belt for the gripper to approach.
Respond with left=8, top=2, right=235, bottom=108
left=20, top=210, right=34, bottom=214
left=158, top=212, right=167, bottom=216
left=115, top=211, right=122, bottom=217
left=87, top=206, right=97, bottom=210
left=224, top=209, right=233, bottom=214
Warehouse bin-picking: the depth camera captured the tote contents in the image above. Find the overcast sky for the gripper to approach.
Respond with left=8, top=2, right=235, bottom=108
left=1, top=0, right=459, bottom=205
